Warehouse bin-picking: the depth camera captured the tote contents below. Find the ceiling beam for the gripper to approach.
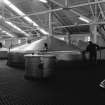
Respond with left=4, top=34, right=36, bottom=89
left=49, top=0, right=105, bottom=9
left=68, top=0, right=105, bottom=9
left=88, top=0, right=95, bottom=17
left=48, top=0, right=64, bottom=7
left=70, top=9, right=92, bottom=21
left=65, top=0, right=68, bottom=7
left=54, top=21, right=105, bottom=29
left=48, top=0, right=93, bottom=22
left=0, top=25, right=14, bottom=37
left=54, top=23, right=89, bottom=29
left=6, top=8, right=63, bottom=20
left=53, top=12, right=73, bottom=33
left=48, top=0, right=94, bottom=23
left=8, top=20, right=37, bottom=29
left=49, top=0, right=92, bottom=28
left=43, top=2, right=73, bottom=34
left=97, top=0, right=105, bottom=20
left=5, top=0, right=105, bottom=21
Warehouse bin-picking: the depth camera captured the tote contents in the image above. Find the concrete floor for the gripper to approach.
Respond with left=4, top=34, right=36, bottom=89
left=0, top=60, right=105, bottom=105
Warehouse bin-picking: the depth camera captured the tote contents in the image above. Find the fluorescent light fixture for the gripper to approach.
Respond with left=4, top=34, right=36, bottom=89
left=4, top=0, right=49, bottom=35
left=79, top=16, right=90, bottom=23
left=0, top=13, right=29, bottom=37
left=0, top=15, right=2, bottom=19
left=2, top=30, right=6, bottom=33
left=0, top=27, right=14, bottom=37
left=4, top=0, right=38, bottom=27
left=5, top=32, right=14, bottom=37
left=39, top=0, right=48, bottom=3
left=87, top=36, right=90, bottom=41
left=4, top=0, right=24, bottom=16
left=18, top=39, right=21, bottom=44
left=37, top=27, right=49, bottom=35
left=24, top=17, right=38, bottom=26
left=5, top=21, right=29, bottom=36
left=2, top=31, right=14, bottom=37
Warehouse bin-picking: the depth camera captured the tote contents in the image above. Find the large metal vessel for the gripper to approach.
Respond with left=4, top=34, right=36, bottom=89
left=7, top=36, right=82, bottom=68
left=0, top=47, right=9, bottom=59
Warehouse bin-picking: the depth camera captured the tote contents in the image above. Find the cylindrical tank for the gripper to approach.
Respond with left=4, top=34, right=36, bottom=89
left=24, top=54, right=56, bottom=80
left=7, top=36, right=81, bottom=68
left=0, top=48, right=9, bottom=59
left=41, top=55, right=56, bottom=78
left=24, top=55, right=43, bottom=79
left=7, top=52, right=25, bottom=67
left=47, top=51, right=82, bottom=61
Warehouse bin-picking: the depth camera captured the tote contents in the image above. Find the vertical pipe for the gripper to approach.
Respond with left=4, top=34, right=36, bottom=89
left=90, top=0, right=97, bottom=43
left=93, top=24, right=97, bottom=43
left=65, top=0, right=68, bottom=7
left=11, top=38, right=12, bottom=48
left=94, top=0, right=98, bottom=43
left=48, top=3, right=52, bottom=49
left=66, top=32, right=70, bottom=45
left=2, top=1, right=5, bottom=18
left=49, top=6, right=52, bottom=36
left=95, top=0, right=97, bottom=18
left=90, top=19, right=97, bottom=43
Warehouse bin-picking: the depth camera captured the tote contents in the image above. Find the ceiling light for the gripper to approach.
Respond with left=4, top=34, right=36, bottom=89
left=4, top=0, right=24, bottom=16
left=4, top=0, right=38, bottom=26
left=18, top=39, right=21, bottom=44
left=79, top=16, right=90, bottom=23
left=0, top=15, right=2, bottom=19
left=5, top=32, right=14, bottom=37
left=4, top=0, right=49, bottom=35
left=87, top=36, right=90, bottom=41
left=0, top=27, right=14, bottom=37
left=39, top=0, right=48, bottom=3
left=0, top=12, right=29, bottom=37
left=24, top=17, right=38, bottom=26
left=5, top=21, right=29, bottom=36
left=2, top=30, right=6, bottom=33
left=2, top=30, right=14, bottom=37
left=37, top=27, right=49, bottom=35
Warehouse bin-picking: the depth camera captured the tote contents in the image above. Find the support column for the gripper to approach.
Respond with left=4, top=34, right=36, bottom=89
left=10, top=38, right=13, bottom=48
left=66, top=32, right=71, bottom=45
left=2, top=0, right=5, bottom=18
left=90, top=0, right=98, bottom=44
left=48, top=3, right=53, bottom=48
left=49, top=7, right=52, bottom=36
left=65, top=0, right=68, bottom=7
left=90, top=13, right=98, bottom=44
left=90, top=23, right=98, bottom=43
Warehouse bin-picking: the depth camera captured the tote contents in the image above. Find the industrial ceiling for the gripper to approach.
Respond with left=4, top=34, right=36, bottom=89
left=0, top=0, right=105, bottom=38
